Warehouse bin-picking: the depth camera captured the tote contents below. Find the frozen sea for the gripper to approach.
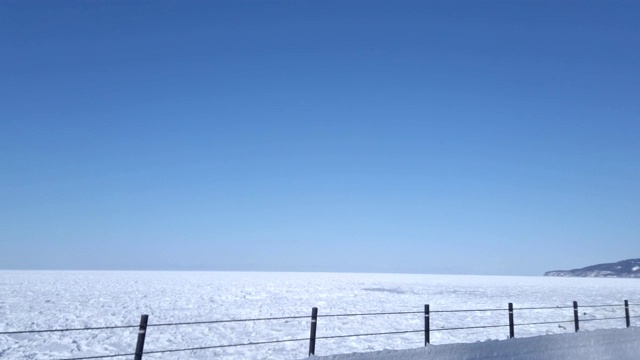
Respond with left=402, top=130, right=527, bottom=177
left=1, top=271, right=639, bottom=359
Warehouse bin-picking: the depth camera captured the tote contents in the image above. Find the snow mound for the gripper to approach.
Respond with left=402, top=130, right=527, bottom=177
left=309, top=327, right=640, bottom=360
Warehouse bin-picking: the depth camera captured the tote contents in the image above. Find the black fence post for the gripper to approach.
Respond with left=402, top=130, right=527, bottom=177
left=573, top=301, right=579, bottom=332
left=424, top=304, right=430, bottom=346
left=308, top=307, right=318, bottom=356
left=134, top=314, right=148, bottom=360
left=624, top=300, right=630, bottom=328
left=508, top=303, right=514, bottom=338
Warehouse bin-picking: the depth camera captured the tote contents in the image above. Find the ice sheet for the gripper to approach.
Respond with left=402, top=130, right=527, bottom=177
left=1, top=271, right=639, bottom=359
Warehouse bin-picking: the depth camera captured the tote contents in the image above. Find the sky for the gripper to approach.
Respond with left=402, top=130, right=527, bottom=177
left=1, top=1, right=639, bottom=276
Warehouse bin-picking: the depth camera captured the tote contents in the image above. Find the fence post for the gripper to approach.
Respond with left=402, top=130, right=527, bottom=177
left=308, top=307, right=318, bottom=356
left=625, top=300, right=630, bottom=328
left=424, top=304, right=430, bottom=346
left=508, top=303, right=514, bottom=338
left=573, top=301, right=579, bottom=332
left=134, top=314, right=148, bottom=360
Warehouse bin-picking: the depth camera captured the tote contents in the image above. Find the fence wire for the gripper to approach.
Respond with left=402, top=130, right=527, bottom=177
left=581, top=316, right=628, bottom=322
left=514, top=319, right=574, bottom=327
left=431, top=307, right=507, bottom=313
left=147, top=314, right=309, bottom=328
left=515, top=305, right=574, bottom=310
left=317, top=329, right=423, bottom=340
left=319, top=310, right=421, bottom=318
left=55, top=353, right=135, bottom=360
left=0, top=324, right=138, bottom=335
left=143, top=337, right=309, bottom=355
left=432, top=323, right=509, bottom=332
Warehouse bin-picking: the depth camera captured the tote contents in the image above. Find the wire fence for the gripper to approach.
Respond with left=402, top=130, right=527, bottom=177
left=1, top=299, right=638, bottom=360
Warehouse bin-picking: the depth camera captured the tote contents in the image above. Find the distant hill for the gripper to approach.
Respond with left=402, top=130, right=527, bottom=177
left=544, top=259, right=640, bottom=278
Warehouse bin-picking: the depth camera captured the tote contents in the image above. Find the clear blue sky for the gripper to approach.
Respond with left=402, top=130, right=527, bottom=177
left=1, top=1, right=638, bottom=275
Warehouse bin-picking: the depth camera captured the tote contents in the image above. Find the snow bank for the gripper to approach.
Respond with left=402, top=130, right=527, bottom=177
left=310, top=327, right=640, bottom=360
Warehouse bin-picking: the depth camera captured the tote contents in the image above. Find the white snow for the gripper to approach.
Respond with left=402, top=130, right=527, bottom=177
left=1, top=271, right=639, bottom=360
left=632, top=266, right=639, bottom=271
left=313, top=327, right=640, bottom=360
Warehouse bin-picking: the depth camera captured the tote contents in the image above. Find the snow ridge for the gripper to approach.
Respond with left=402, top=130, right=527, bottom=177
left=312, top=327, right=640, bottom=360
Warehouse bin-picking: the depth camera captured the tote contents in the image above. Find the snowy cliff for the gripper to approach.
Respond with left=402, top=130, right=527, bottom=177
left=544, top=258, right=640, bottom=278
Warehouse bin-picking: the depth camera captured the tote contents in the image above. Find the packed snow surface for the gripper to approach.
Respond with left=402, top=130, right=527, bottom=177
left=1, top=271, right=639, bottom=360
left=315, top=327, right=640, bottom=360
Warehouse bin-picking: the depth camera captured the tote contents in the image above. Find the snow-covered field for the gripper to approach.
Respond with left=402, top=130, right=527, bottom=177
left=1, top=271, right=639, bottom=360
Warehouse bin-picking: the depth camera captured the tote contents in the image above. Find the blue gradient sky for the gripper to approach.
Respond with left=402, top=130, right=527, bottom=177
left=1, top=1, right=638, bottom=275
